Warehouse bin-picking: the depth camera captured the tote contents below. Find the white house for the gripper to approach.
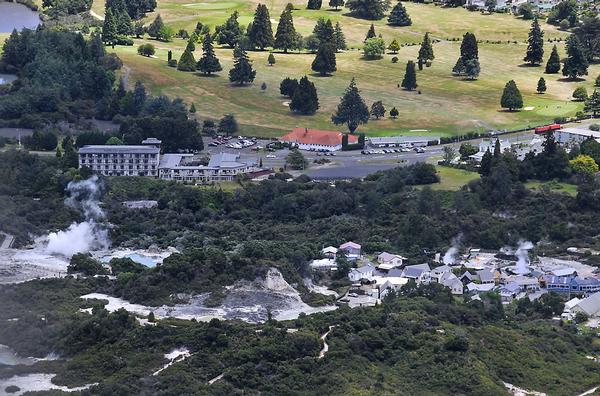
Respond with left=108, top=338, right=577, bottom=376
left=348, top=263, right=375, bottom=283
left=322, top=246, right=338, bottom=259
left=430, top=265, right=453, bottom=283
left=572, top=292, right=600, bottom=318
left=401, top=264, right=431, bottom=284
left=440, top=272, right=464, bottom=295
left=339, top=241, right=362, bottom=261
left=561, top=297, right=582, bottom=320
left=377, top=252, right=406, bottom=270
left=310, top=258, right=337, bottom=272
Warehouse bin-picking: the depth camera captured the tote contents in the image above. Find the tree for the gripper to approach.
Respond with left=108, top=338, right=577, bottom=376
left=545, top=45, right=561, bottom=73
left=134, top=21, right=145, bottom=38
left=157, top=25, right=174, bottom=42
left=274, top=9, right=297, bottom=53
left=312, top=43, right=337, bottom=75
left=389, top=107, right=399, bottom=118
left=197, top=34, right=222, bottom=75
left=148, top=312, right=156, bottom=322
left=363, top=37, right=385, bottom=59
left=61, top=135, right=79, bottom=169
left=137, top=43, right=155, bottom=57
left=307, top=0, right=322, bottom=9
left=268, top=53, right=276, bottom=66
left=562, top=35, right=589, bottom=80
left=286, top=149, right=308, bottom=169
left=570, top=154, right=599, bottom=175
left=459, top=142, right=478, bottom=159
left=217, top=11, right=243, bottom=48
left=572, top=86, right=588, bottom=101
left=484, top=0, right=497, bottom=12
left=334, top=22, right=347, bottom=51
left=189, top=103, right=196, bottom=113
left=584, top=90, right=600, bottom=116
left=280, top=77, right=299, bottom=97
left=370, top=100, right=386, bottom=119
left=574, top=16, right=600, bottom=63
left=290, top=75, right=319, bottom=115
left=314, top=18, right=335, bottom=44
left=596, top=74, right=600, bottom=87
left=249, top=4, right=274, bottom=50
left=346, top=0, right=391, bottom=20
left=518, top=3, right=534, bottom=19
left=401, top=60, right=417, bottom=90
left=463, top=58, right=480, bottom=80
left=537, top=77, right=547, bottom=94
left=102, top=8, right=118, bottom=44
left=177, top=48, right=197, bottom=71
left=218, top=114, right=238, bottom=136
left=548, top=0, right=577, bottom=27
left=442, top=146, right=456, bottom=164
left=332, top=78, right=370, bottom=133
left=388, top=1, right=411, bottom=26
left=388, top=39, right=400, bottom=54
left=330, top=0, right=344, bottom=10
left=167, top=50, right=172, bottom=61
left=229, top=45, right=256, bottom=85
left=365, top=24, right=376, bottom=41
left=418, top=32, right=434, bottom=64
left=147, top=14, right=164, bottom=39
left=106, top=136, right=124, bottom=145
left=501, top=80, right=523, bottom=111
left=480, top=149, right=492, bottom=176
left=454, top=32, right=478, bottom=77
left=524, top=18, right=544, bottom=65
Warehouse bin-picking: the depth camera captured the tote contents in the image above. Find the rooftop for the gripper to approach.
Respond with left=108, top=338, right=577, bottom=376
left=79, top=145, right=160, bottom=154
left=281, top=128, right=358, bottom=147
left=340, top=241, right=361, bottom=250
left=369, top=136, right=437, bottom=144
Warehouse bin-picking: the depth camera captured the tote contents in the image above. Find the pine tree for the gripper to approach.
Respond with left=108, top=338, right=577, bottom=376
left=500, top=80, right=523, bottom=111
left=464, top=58, right=480, bottom=80
left=480, top=149, right=492, bottom=176
left=346, top=0, right=391, bottom=20
left=389, top=106, right=399, bottom=118
left=177, top=48, right=197, bottom=71
left=132, top=80, right=147, bottom=115
left=334, top=22, right=347, bottom=51
left=280, top=77, right=299, bottom=97
left=61, top=135, right=79, bottom=169
left=290, top=75, right=319, bottom=115
left=537, top=77, right=547, bottom=93
left=388, top=2, right=411, bottom=26
left=452, top=55, right=465, bottom=76
left=147, top=14, right=164, bottom=39
left=314, top=18, right=335, bottom=44
left=229, top=45, right=256, bottom=85
left=388, top=39, right=400, bottom=54
left=197, top=34, right=222, bottom=75
left=189, top=103, right=196, bottom=113
left=524, top=18, right=544, bottom=65
left=370, top=100, right=386, bottom=118
left=249, top=4, right=274, bottom=50
left=116, top=8, right=134, bottom=36
left=268, top=53, right=276, bottom=65
left=332, top=78, right=370, bottom=133
left=460, top=32, right=478, bottom=61
left=545, top=45, right=561, bottom=74
left=312, top=42, right=337, bottom=75
left=562, top=34, right=589, bottom=80
left=418, top=32, right=435, bottom=64
left=401, top=60, right=417, bottom=90
left=274, top=9, right=297, bottom=53
left=102, top=8, right=118, bottom=44
left=365, top=24, right=376, bottom=41
left=584, top=90, right=600, bottom=117
left=217, top=11, right=243, bottom=48
left=167, top=50, right=172, bottom=61
left=307, top=0, right=323, bottom=9
left=329, top=0, right=345, bottom=10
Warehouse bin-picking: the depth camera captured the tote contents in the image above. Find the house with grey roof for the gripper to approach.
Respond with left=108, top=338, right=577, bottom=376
left=401, top=264, right=431, bottom=284
left=440, top=273, right=463, bottom=295
left=476, top=268, right=497, bottom=285
left=377, top=252, right=405, bottom=270
left=348, top=263, right=375, bottom=283
left=572, top=292, right=600, bottom=318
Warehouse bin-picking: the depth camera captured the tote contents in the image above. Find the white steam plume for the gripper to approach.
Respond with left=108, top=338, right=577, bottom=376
left=443, top=234, right=463, bottom=265
left=46, top=176, right=110, bottom=257
left=514, top=240, right=533, bottom=274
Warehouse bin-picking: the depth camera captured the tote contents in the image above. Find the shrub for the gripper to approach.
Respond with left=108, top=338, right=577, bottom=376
left=391, top=56, right=398, bottom=63
left=168, top=59, right=178, bottom=67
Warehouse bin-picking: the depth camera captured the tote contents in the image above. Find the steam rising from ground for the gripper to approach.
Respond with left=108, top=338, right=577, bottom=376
left=45, top=176, right=109, bottom=257
left=443, top=234, right=463, bottom=265
left=515, top=240, right=533, bottom=274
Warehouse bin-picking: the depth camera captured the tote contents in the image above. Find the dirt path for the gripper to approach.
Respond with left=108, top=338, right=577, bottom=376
left=579, top=387, right=599, bottom=396
left=0, top=232, right=14, bottom=249
left=208, top=373, right=224, bottom=385
left=318, top=325, right=335, bottom=359
left=89, top=10, right=104, bottom=21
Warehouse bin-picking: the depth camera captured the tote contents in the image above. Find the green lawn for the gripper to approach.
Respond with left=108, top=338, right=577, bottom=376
left=431, top=166, right=480, bottom=190
left=525, top=180, right=578, bottom=196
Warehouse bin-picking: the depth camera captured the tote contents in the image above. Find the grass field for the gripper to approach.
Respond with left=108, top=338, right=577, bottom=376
left=431, top=166, right=480, bottom=190
left=524, top=179, right=578, bottom=196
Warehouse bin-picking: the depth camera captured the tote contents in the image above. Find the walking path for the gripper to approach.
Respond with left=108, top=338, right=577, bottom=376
left=0, top=232, right=14, bottom=249
left=318, top=325, right=335, bottom=359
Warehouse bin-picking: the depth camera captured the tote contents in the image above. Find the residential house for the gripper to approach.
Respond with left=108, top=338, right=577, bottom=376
left=377, top=252, right=406, bottom=270
left=340, top=242, right=362, bottom=261
left=466, top=282, right=496, bottom=294
left=561, top=297, right=582, bottom=320
left=310, top=258, right=337, bottom=272
left=377, top=277, right=410, bottom=299
left=440, top=272, right=464, bottom=295
left=476, top=268, right=497, bottom=285
left=500, top=282, right=521, bottom=302
left=322, top=246, right=338, bottom=259
left=401, top=264, right=431, bottom=284
left=572, top=292, right=600, bottom=318
left=460, top=271, right=477, bottom=285
left=348, top=263, right=375, bottom=283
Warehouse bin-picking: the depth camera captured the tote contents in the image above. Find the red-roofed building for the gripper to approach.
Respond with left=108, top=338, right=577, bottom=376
left=280, top=128, right=358, bottom=152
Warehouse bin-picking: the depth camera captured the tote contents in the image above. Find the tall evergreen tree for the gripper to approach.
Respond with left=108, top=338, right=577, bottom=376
left=365, top=24, right=376, bottom=41
left=274, top=9, right=297, bottom=53
left=177, top=48, right=197, bottom=71
left=249, top=4, right=274, bottom=50
left=229, top=45, right=256, bottom=85
left=537, top=77, right=547, bottom=93
left=102, top=8, right=118, bottom=44
left=307, top=0, right=323, bottom=9
left=147, top=14, right=164, bottom=39
left=346, top=0, right=391, bottom=20
left=584, top=90, right=600, bottom=117
left=314, top=18, right=335, bottom=44
left=524, top=18, right=544, bottom=65
left=545, top=45, right=561, bottom=73
left=117, top=8, right=134, bottom=36
left=401, top=60, right=417, bottom=90
left=132, top=80, right=147, bottom=115
left=268, top=53, right=276, bottom=65
left=334, top=22, right=347, bottom=51
left=290, top=75, right=319, bottom=114
left=332, top=78, right=370, bottom=133
left=460, top=32, right=478, bottom=61
left=418, top=32, right=435, bottom=65
left=387, top=1, right=411, bottom=26
left=329, top=0, right=345, bottom=10
left=500, top=80, right=523, bottom=111
left=217, top=11, right=243, bottom=48
left=197, top=34, right=222, bottom=75
left=562, top=34, right=589, bottom=80
left=312, top=42, right=337, bottom=76
left=464, top=58, right=480, bottom=80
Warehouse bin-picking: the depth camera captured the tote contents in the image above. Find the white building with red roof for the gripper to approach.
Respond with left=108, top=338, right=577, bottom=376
left=280, top=128, right=358, bottom=152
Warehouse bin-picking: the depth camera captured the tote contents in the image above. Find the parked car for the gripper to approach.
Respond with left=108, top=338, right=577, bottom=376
left=266, top=154, right=276, bottom=159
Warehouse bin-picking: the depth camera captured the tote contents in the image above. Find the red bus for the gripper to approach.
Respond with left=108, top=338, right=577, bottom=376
left=534, top=124, right=561, bottom=134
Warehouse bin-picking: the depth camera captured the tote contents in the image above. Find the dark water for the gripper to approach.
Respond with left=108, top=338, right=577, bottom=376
left=0, top=2, right=40, bottom=33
